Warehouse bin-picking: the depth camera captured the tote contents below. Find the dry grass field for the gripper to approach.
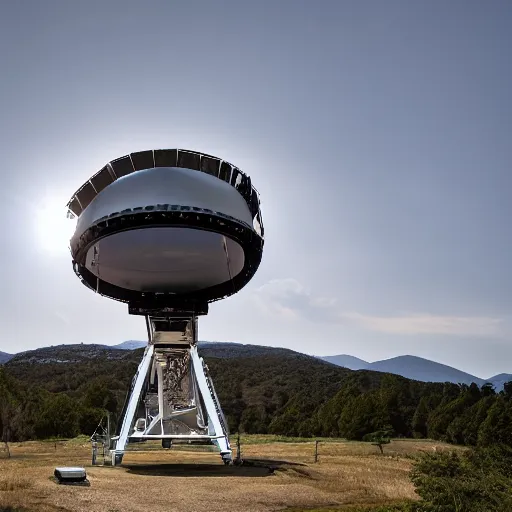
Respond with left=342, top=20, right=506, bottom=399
left=0, top=436, right=460, bottom=512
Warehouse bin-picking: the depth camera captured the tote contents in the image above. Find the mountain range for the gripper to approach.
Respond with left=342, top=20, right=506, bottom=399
left=1, top=342, right=510, bottom=390
left=321, top=353, right=511, bottom=390
left=0, top=351, right=12, bottom=364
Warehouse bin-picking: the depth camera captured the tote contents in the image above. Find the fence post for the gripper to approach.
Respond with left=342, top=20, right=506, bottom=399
left=314, top=440, right=319, bottom=463
left=235, top=433, right=242, bottom=464
left=92, top=441, right=98, bottom=466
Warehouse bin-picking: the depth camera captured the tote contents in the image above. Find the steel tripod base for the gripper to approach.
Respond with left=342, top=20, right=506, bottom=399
left=112, top=313, right=231, bottom=466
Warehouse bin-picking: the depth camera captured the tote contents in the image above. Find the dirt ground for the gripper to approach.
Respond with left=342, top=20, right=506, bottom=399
left=0, top=437, right=457, bottom=512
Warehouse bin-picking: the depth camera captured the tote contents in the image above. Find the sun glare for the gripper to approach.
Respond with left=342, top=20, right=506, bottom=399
left=35, top=198, right=77, bottom=255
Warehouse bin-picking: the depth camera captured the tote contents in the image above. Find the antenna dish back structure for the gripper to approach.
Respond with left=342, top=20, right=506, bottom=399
left=67, top=149, right=264, bottom=465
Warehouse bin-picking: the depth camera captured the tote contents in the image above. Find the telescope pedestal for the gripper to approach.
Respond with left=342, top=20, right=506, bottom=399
left=111, top=313, right=231, bottom=466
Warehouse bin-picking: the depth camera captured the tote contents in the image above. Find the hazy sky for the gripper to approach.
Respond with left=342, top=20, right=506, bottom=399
left=1, top=1, right=511, bottom=378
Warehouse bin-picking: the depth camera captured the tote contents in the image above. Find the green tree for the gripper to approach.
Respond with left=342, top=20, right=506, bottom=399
left=363, top=428, right=393, bottom=454
left=338, top=392, right=391, bottom=440
left=35, top=393, right=80, bottom=439
left=481, top=383, right=496, bottom=397
left=446, top=395, right=496, bottom=446
left=82, top=380, right=117, bottom=412
left=316, top=385, right=360, bottom=437
left=0, top=370, right=17, bottom=457
left=428, top=384, right=481, bottom=441
left=79, top=407, right=107, bottom=436
left=411, top=446, right=512, bottom=511
left=412, top=397, right=430, bottom=438
left=239, top=405, right=267, bottom=434
left=478, top=397, right=512, bottom=446
left=502, top=381, right=512, bottom=399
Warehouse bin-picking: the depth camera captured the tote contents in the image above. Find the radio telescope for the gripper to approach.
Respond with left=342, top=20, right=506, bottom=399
left=66, top=149, right=264, bottom=465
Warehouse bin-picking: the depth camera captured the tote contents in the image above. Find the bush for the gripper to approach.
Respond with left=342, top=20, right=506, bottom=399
left=410, top=446, right=512, bottom=511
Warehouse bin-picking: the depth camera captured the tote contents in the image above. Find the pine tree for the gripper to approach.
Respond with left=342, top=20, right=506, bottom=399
left=412, top=396, right=429, bottom=438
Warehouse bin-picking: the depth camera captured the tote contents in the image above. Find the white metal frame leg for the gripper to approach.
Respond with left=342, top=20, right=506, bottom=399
left=112, top=344, right=154, bottom=465
left=190, top=345, right=232, bottom=462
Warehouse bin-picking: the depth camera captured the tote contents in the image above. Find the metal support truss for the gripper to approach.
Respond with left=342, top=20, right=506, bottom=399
left=111, top=313, right=231, bottom=466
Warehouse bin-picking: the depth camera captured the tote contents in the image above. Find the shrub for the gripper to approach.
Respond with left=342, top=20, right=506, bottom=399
left=410, top=446, right=512, bottom=511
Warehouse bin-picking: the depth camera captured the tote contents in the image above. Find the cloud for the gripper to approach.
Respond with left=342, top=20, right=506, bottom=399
left=343, top=312, right=503, bottom=337
left=253, top=278, right=504, bottom=337
left=253, top=278, right=341, bottom=322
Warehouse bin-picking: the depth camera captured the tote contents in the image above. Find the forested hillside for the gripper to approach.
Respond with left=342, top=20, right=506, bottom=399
left=1, top=343, right=512, bottom=449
